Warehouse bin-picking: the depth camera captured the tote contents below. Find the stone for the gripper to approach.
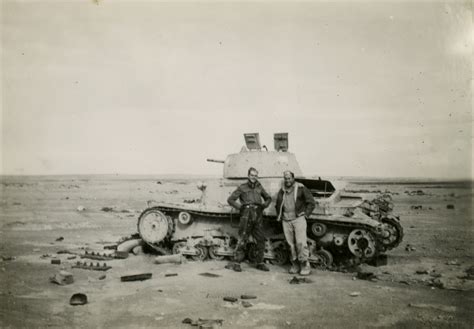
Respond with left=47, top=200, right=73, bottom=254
left=50, top=271, right=74, bottom=285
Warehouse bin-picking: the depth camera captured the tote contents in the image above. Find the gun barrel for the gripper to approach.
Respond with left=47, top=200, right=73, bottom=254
left=207, top=159, right=225, bottom=164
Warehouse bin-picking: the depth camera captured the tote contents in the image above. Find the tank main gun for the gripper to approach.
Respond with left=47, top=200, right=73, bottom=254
left=207, top=159, right=225, bottom=164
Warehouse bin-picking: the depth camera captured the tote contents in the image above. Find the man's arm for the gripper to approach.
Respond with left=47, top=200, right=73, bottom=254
left=302, top=186, right=316, bottom=217
left=227, top=186, right=242, bottom=210
left=260, top=187, right=272, bottom=209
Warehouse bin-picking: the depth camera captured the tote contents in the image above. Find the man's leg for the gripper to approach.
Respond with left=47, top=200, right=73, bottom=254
left=294, top=216, right=311, bottom=275
left=282, top=220, right=299, bottom=274
left=251, top=210, right=269, bottom=271
left=233, top=208, right=250, bottom=271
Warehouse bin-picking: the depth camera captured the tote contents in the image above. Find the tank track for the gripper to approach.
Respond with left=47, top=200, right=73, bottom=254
left=134, top=205, right=399, bottom=269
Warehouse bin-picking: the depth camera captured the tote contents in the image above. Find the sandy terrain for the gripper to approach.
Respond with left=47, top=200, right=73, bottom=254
left=0, top=175, right=473, bottom=328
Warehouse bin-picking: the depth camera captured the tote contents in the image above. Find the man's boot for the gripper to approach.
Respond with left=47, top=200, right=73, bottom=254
left=299, top=261, right=311, bottom=276
left=256, top=263, right=269, bottom=272
left=289, top=260, right=299, bottom=274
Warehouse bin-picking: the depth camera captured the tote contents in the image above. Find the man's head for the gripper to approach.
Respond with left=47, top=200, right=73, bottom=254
left=283, top=170, right=295, bottom=188
left=248, top=167, right=259, bottom=184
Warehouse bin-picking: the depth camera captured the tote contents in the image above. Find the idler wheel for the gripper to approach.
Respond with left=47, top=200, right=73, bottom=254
left=178, top=211, right=192, bottom=225
left=347, top=229, right=376, bottom=258
left=381, top=217, right=403, bottom=250
left=246, top=243, right=259, bottom=264
left=311, top=249, right=333, bottom=269
left=269, top=243, right=289, bottom=266
left=172, top=241, right=187, bottom=255
left=191, top=246, right=208, bottom=261
left=209, top=245, right=225, bottom=261
left=311, top=222, right=327, bottom=238
left=137, top=209, right=169, bottom=245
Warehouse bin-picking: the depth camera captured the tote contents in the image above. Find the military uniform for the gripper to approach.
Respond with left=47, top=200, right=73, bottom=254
left=227, top=181, right=272, bottom=266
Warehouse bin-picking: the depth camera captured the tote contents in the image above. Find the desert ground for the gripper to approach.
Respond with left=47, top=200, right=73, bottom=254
left=0, top=175, right=472, bottom=328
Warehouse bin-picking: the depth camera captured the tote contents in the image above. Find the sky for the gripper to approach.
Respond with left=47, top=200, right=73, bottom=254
left=1, top=0, right=472, bottom=179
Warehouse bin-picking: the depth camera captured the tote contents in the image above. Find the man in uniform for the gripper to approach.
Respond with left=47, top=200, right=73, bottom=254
left=227, top=167, right=272, bottom=272
left=275, top=170, right=316, bottom=275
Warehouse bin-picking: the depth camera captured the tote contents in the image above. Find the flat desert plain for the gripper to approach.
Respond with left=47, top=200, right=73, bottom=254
left=0, top=175, right=472, bottom=328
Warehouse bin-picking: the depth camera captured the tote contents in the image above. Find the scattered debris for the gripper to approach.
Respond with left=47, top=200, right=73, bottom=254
left=406, top=190, right=426, bottom=196
left=76, top=206, right=85, bottom=212
left=405, top=244, right=416, bottom=252
left=1, top=256, right=15, bottom=261
left=98, top=274, right=106, bottom=280
left=465, top=266, right=474, bottom=277
left=50, top=271, right=74, bottom=285
left=51, top=259, right=61, bottom=265
left=55, top=237, right=64, bottom=242
left=81, top=251, right=128, bottom=260
left=399, top=280, right=410, bottom=285
left=12, top=202, right=22, bottom=205
left=415, top=269, right=429, bottom=275
left=67, top=256, right=77, bottom=260
left=242, top=301, right=253, bottom=308
left=409, top=303, right=456, bottom=313
left=165, top=273, right=178, bottom=277
left=446, top=204, right=455, bottom=209
left=101, top=207, right=114, bottom=212
left=103, top=245, right=117, bottom=250
left=57, top=250, right=71, bottom=254
left=120, top=273, right=152, bottom=282
left=349, top=292, right=360, bottom=297
left=156, top=181, right=162, bottom=185
left=356, top=270, right=376, bottom=281
left=182, top=318, right=223, bottom=328
left=70, top=293, right=88, bottom=306
left=431, top=278, right=444, bottom=289
left=73, top=261, right=111, bottom=271
left=155, top=254, right=186, bottom=264
left=410, top=205, right=422, bottom=210
left=289, top=276, right=312, bottom=284
left=223, top=296, right=238, bottom=302
left=199, top=272, right=221, bottom=278
left=241, top=294, right=257, bottom=299
left=446, top=260, right=460, bottom=266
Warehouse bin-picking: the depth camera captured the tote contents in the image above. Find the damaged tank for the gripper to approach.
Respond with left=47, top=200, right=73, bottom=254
left=136, top=133, right=403, bottom=268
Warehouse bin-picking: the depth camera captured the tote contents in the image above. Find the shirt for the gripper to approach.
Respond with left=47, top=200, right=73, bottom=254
left=282, top=185, right=297, bottom=220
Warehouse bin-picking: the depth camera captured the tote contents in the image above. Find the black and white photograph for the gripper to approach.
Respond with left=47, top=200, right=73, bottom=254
left=1, top=0, right=472, bottom=328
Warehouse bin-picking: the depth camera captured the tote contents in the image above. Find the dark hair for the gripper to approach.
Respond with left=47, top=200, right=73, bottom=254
left=248, top=167, right=258, bottom=175
left=283, top=170, right=294, bottom=178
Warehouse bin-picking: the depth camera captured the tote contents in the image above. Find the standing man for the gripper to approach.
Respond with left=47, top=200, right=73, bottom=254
left=275, top=170, right=316, bottom=275
left=227, top=167, right=272, bottom=272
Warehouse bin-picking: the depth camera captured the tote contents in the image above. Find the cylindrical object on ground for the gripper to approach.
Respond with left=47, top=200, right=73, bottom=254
left=155, top=254, right=185, bottom=264
left=117, top=239, right=142, bottom=253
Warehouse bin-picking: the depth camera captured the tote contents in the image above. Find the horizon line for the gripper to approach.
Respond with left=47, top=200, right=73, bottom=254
left=0, top=173, right=472, bottom=182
